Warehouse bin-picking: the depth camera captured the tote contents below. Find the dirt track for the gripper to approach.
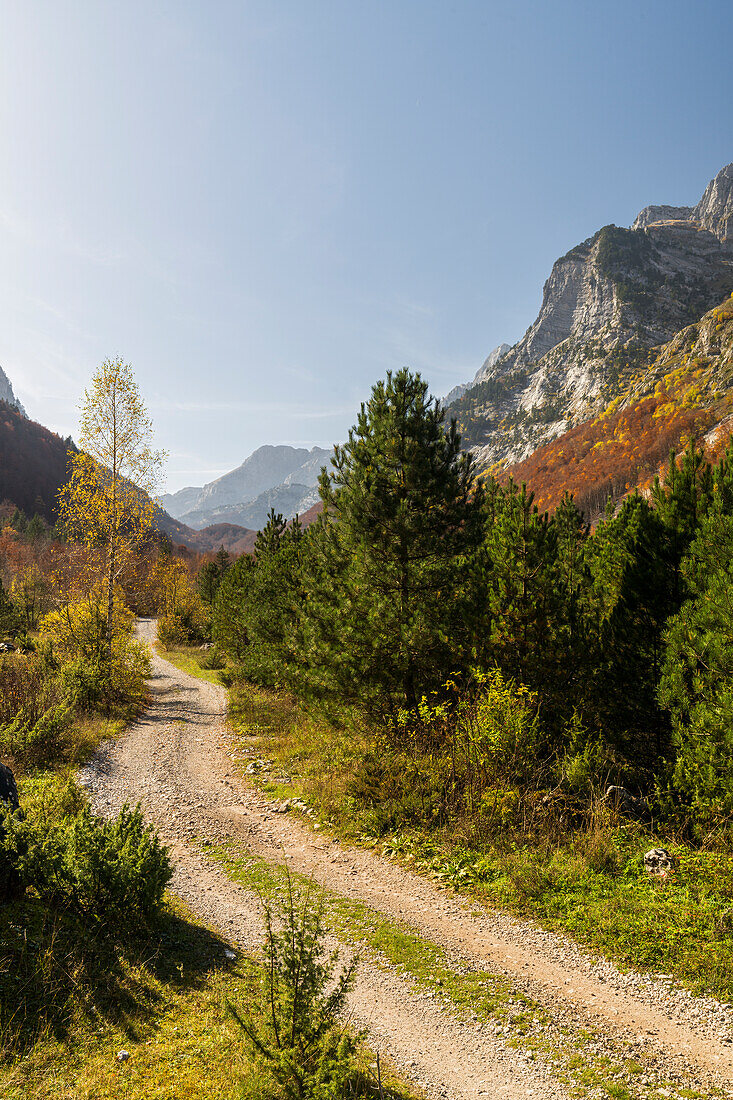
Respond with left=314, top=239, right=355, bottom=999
left=79, top=620, right=733, bottom=1099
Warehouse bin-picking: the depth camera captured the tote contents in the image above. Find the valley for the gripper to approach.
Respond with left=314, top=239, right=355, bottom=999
left=6, top=164, right=733, bottom=1100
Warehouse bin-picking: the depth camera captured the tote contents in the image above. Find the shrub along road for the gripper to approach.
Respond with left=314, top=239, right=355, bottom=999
left=80, top=620, right=733, bottom=1100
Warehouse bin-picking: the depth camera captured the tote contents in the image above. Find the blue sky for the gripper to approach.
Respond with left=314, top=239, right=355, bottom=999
left=1, top=1, right=732, bottom=491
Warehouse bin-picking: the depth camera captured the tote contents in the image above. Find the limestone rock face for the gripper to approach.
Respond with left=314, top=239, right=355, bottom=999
left=473, top=343, right=512, bottom=383
left=0, top=366, right=25, bottom=415
left=450, top=163, right=733, bottom=472
left=632, top=204, right=694, bottom=231
left=444, top=344, right=510, bottom=408
left=694, top=162, right=733, bottom=242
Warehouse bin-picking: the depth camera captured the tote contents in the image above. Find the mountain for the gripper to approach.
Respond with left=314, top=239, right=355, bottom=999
left=500, top=292, right=733, bottom=519
left=0, top=366, right=26, bottom=416
left=0, top=400, right=71, bottom=522
left=179, top=482, right=320, bottom=532
left=158, top=484, right=201, bottom=517
left=448, top=164, right=733, bottom=472
left=161, top=444, right=332, bottom=530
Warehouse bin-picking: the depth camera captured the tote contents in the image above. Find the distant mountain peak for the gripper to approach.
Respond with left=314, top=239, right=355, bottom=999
left=472, top=343, right=513, bottom=386
left=0, top=366, right=26, bottom=415
left=694, top=162, right=733, bottom=242
left=159, top=443, right=332, bottom=530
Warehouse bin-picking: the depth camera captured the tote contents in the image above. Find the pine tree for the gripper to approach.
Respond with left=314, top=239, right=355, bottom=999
left=652, top=442, right=713, bottom=603
left=198, top=546, right=232, bottom=605
left=304, top=369, right=483, bottom=716
left=552, top=492, right=589, bottom=650
left=481, top=481, right=558, bottom=688
left=659, top=504, right=733, bottom=827
left=583, top=493, right=672, bottom=767
left=212, top=554, right=254, bottom=661
left=254, top=509, right=288, bottom=560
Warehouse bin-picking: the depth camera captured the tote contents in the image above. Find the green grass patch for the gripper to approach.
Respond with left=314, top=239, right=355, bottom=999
left=0, top=894, right=235, bottom=1091
left=157, top=644, right=225, bottom=686
left=0, top=891, right=413, bottom=1100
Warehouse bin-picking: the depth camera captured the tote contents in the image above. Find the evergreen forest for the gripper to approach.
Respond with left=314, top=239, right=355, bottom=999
left=210, top=368, right=733, bottom=841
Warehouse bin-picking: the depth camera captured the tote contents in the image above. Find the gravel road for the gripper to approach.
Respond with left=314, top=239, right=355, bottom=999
left=79, top=620, right=733, bottom=1099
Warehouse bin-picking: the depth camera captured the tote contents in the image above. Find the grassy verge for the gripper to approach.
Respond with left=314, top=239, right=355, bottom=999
left=156, top=643, right=225, bottom=686
left=223, top=674, right=733, bottom=1002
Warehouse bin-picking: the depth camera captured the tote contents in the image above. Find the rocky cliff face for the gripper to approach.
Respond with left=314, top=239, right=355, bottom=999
left=694, top=163, right=733, bottom=242
left=444, top=343, right=510, bottom=405
left=449, top=163, right=733, bottom=472
left=0, top=366, right=25, bottom=415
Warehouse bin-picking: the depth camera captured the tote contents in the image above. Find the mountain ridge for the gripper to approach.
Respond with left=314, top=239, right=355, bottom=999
left=0, top=366, right=25, bottom=416
left=498, top=291, right=733, bottom=519
left=161, top=443, right=331, bottom=530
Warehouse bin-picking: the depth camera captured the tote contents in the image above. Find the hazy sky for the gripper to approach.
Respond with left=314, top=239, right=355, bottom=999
left=2, top=1, right=732, bottom=491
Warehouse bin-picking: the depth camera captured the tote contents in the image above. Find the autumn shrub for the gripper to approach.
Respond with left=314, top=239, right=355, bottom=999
left=347, top=670, right=549, bottom=837
left=348, top=747, right=453, bottom=835
left=41, top=588, right=149, bottom=716
left=40, top=586, right=133, bottom=666
left=158, top=602, right=210, bottom=647
left=0, top=799, right=172, bottom=924
left=150, top=553, right=211, bottom=645
left=58, top=636, right=149, bottom=717
left=452, top=668, right=543, bottom=795
left=0, top=652, right=74, bottom=769
left=0, top=653, right=53, bottom=724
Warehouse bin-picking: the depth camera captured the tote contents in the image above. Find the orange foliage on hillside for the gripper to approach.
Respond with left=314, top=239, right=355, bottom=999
left=499, top=393, right=726, bottom=518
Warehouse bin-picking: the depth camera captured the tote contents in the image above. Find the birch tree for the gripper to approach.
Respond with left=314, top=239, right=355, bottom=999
left=58, top=358, right=165, bottom=660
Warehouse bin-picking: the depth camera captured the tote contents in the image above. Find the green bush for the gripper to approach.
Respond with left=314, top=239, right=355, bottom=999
left=0, top=801, right=172, bottom=923
left=158, top=606, right=210, bottom=647
left=198, top=645, right=225, bottom=670
left=0, top=702, right=73, bottom=771
left=58, top=635, right=149, bottom=717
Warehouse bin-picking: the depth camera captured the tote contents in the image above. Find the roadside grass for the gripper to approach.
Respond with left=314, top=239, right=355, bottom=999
left=156, top=643, right=224, bottom=686
left=1, top=708, right=128, bottom=782
left=208, top=843, right=711, bottom=1100
left=64, top=715, right=127, bottom=766
left=224, top=673, right=733, bottom=1003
